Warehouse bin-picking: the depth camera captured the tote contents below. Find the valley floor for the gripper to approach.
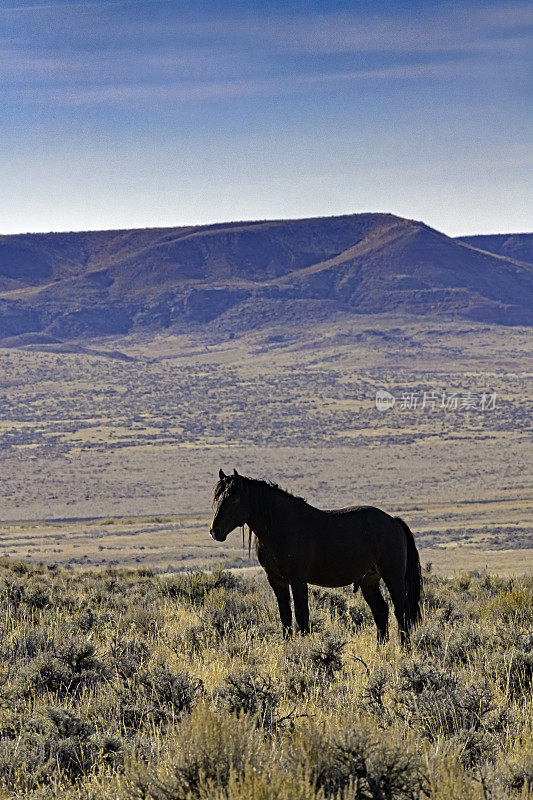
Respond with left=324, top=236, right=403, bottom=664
left=0, top=315, right=531, bottom=573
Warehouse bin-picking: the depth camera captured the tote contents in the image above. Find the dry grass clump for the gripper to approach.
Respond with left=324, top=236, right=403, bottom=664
left=0, top=558, right=531, bottom=799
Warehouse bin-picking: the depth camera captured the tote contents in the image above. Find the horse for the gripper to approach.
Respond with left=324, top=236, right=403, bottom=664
left=210, top=469, right=421, bottom=643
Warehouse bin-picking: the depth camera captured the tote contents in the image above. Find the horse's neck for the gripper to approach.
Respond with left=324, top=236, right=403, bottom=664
left=246, top=485, right=298, bottom=544
left=246, top=485, right=281, bottom=542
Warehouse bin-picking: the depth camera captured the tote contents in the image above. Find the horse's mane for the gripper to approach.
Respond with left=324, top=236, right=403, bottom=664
left=213, top=474, right=307, bottom=506
left=263, top=479, right=307, bottom=503
left=213, top=474, right=308, bottom=558
left=213, top=477, right=230, bottom=503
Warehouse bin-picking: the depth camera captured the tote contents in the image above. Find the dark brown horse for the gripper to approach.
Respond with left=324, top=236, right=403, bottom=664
left=210, top=469, right=421, bottom=643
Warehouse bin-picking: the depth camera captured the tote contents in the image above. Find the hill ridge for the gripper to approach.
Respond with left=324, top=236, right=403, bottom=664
left=0, top=213, right=531, bottom=338
left=456, top=233, right=533, bottom=267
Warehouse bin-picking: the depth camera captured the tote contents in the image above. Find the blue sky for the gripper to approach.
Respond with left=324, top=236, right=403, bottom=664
left=1, top=0, right=531, bottom=235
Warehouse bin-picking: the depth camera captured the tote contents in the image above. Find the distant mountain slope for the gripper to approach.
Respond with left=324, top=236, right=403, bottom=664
left=457, top=234, right=533, bottom=266
left=0, top=214, right=532, bottom=339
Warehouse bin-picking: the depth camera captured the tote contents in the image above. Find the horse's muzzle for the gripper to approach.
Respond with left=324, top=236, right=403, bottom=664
left=210, top=526, right=226, bottom=542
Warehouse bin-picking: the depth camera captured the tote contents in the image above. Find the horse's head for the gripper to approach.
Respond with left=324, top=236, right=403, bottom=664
left=210, top=468, right=247, bottom=541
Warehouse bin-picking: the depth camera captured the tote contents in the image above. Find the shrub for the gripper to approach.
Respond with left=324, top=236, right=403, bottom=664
left=193, top=763, right=317, bottom=800
left=446, top=626, right=488, bottom=665
left=310, top=587, right=348, bottom=618
left=17, top=653, right=73, bottom=696
left=200, top=592, right=253, bottom=639
left=397, top=659, right=456, bottom=696
left=0, top=707, right=124, bottom=790
left=281, top=639, right=315, bottom=698
left=411, top=624, right=445, bottom=657
left=502, top=754, right=533, bottom=793
left=480, top=586, right=533, bottom=625
left=16, top=638, right=109, bottom=698
left=363, top=664, right=394, bottom=715
left=0, top=561, right=529, bottom=799
left=216, top=669, right=279, bottom=726
left=309, top=633, right=345, bottom=678
left=111, top=638, right=150, bottom=679
left=4, top=626, right=55, bottom=663
left=395, top=663, right=504, bottom=766
left=348, top=604, right=374, bottom=630
left=490, top=646, right=533, bottom=698
left=112, top=665, right=200, bottom=730
left=140, top=706, right=265, bottom=799
left=160, top=568, right=239, bottom=605
left=288, top=720, right=427, bottom=799
left=139, top=664, right=201, bottom=718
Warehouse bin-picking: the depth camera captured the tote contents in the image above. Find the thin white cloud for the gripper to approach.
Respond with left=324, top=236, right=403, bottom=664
left=17, top=58, right=493, bottom=107
left=3, top=1, right=531, bottom=53
left=1, top=0, right=529, bottom=107
left=0, top=46, right=247, bottom=84
left=259, top=4, right=533, bottom=56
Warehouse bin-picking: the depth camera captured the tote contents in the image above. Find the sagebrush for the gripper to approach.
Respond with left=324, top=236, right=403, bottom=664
left=0, top=559, right=531, bottom=799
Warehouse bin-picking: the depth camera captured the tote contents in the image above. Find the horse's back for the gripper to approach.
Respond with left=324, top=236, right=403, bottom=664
left=325, top=504, right=389, bottom=516
left=306, top=505, right=403, bottom=587
left=321, top=505, right=398, bottom=530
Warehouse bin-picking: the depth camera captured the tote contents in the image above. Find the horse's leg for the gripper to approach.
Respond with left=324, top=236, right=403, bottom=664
left=379, top=568, right=410, bottom=646
left=360, top=573, right=389, bottom=643
left=290, top=580, right=310, bottom=635
left=267, top=575, right=293, bottom=638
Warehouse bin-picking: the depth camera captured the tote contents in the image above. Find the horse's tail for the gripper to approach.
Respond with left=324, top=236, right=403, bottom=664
left=395, top=516, right=422, bottom=628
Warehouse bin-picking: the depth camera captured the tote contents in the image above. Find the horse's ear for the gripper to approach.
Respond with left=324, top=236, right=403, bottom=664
left=219, top=469, right=226, bottom=480
left=233, top=468, right=239, bottom=478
